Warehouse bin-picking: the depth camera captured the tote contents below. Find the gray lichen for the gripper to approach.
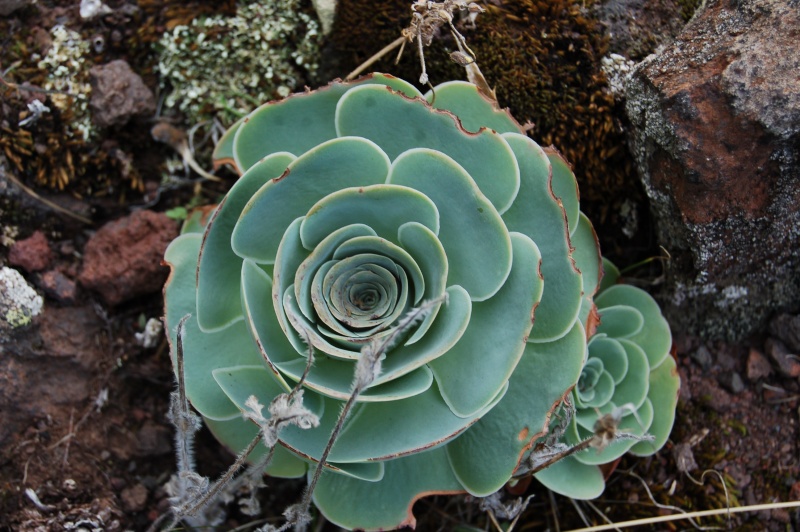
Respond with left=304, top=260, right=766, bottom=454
left=156, top=0, right=322, bottom=126
left=0, top=267, right=43, bottom=331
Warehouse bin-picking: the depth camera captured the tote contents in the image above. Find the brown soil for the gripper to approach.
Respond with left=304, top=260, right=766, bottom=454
left=1, top=1, right=798, bottom=531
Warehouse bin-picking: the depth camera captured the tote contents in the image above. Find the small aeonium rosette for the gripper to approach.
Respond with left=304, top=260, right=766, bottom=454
left=164, top=73, right=603, bottom=530
left=535, top=260, right=680, bottom=499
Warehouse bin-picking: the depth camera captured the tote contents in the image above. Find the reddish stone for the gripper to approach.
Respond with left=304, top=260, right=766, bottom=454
left=765, top=338, right=800, bottom=379
left=89, top=60, right=156, bottom=128
left=78, top=210, right=178, bottom=306
left=8, top=231, right=52, bottom=272
left=38, top=269, right=78, bottom=304
left=745, top=348, right=772, bottom=381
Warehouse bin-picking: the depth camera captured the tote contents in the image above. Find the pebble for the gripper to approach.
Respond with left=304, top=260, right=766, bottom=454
left=718, top=371, right=745, bottom=394
left=690, top=345, right=713, bottom=369
left=9, top=231, right=53, bottom=273
left=766, top=338, right=800, bottom=378
left=745, top=347, right=772, bottom=381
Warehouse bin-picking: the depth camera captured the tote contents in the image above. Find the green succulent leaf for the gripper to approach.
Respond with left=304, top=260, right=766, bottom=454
left=630, top=355, right=679, bottom=456
left=205, top=416, right=308, bottom=478
left=232, top=74, right=421, bottom=172
left=534, top=455, right=605, bottom=499
left=389, top=148, right=512, bottom=301
left=447, top=321, right=586, bottom=495
left=424, top=81, right=523, bottom=134
left=232, top=137, right=391, bottom=263
left=312, top=447, right=464, bottom=531
left=429, top=232, right=542, bottom=418
left=299, top=184, right=439, bottom=250
left=501, top=133, right=582, bottom=341
left=595, top=284, right=672, bottom=368
left=337, top=84, right=521, bottom=214
left=197, top=152, right=295, bottom=332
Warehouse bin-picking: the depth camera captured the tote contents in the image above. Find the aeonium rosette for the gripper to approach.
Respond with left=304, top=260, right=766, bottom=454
left=535, top=260, right=680, bottom=499
left=164, top=73, right=603, bottom=530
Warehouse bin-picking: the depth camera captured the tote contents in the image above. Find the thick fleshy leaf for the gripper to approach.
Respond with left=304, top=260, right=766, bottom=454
left=233, top=74, right=422, bottom=172
left=389, top=148, right=512, bottom=301
left=397, top=222, right=448, bottom=345
left=182, top=318, right=269, bottom=420
left=572, top=398, right=654, bottom=465
left=211, top=116, right=245, bottom=172
left=534, top=455, right=605, bottom=499
left=372, top=285, right=472, bottom=384
left=213, top=366, right=386, bottom=482
left=595, top=305, right=645, bottom=339
left=232, top=137, right=390, bottom=263
left=424, top=81, right=523, bottom=134
left=291, top=223, right=376, bottom=328
left=204, top=416, right=308, bottom=478
left=275, top=357, right=434, bottom=402
left=313, top=447, right=465, bottom=531
left=197, top=152, right=295, bottom=332
left=588, top=336, right=629, bottom=385
left=545, top=148, right=580, bottom=237
left=595, top=285, right=671, bottom=368
left=163, top=233, right=202, bottom=360
left=299, top=184, right=439, bottom=249
left=429, top=232, right=543, bottom=418
left=327, top=380, right=505, bottom=463
left=447, top=321, right=586, bottom=495
left=337, top=84, right=520, bottom=214
left=571, top=212, right=602, bottom=298
left=333, top=237, right=424, bottom=302
left=608, top=339, right=650, bottom=409
left=501, top=133, right=582, bottom=341
left=599, top=258, right=621, bottom=292
left=578, top=370, right=615, bottom=409
left=630, top=355, right=680, bottom=456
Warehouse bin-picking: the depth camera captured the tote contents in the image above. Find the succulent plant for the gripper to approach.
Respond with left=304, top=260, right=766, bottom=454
left=535, top=259, right=680, bottom=499
left=163, top=73, right=605, bottom=530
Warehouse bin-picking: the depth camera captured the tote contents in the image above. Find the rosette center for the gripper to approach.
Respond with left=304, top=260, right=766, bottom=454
left=310, top=253, right=410, bottom=339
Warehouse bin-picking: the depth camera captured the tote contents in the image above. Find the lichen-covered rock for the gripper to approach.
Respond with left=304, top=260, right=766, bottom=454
left=0, top=267, right=43, bottom=330
left=625, top=0, right=800, bottom=340
left=89, top=60, right=156, bottom=128
left=79, top=210, right=178, bottom=305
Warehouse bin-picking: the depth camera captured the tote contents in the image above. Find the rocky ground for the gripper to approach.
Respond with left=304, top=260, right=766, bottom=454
left=1, top=0, right=799, bottom=531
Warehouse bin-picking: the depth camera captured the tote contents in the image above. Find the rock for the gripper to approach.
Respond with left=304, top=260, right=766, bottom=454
left=0, top=0, right=32, bottom=16
left=745, top=348, right=772, bottom=381
left=0, top=267, right=43, bottom=331
left=594, top=0, right=686, bottom=60
left=625, top=0, right=800, bottom=341
left=689, top=345, right=712, bottom=369
left=765, top=338, right=800, bottom=378
left=717, top=371, right=745, bottom=394
left=38, top=270, right=78, bottom=304
left=89, top=60, right=156, bottom=128
left=120, top=483, right=148, bottom=512
left=8, top=230, right=53, bottom=272
left=134, top=421, right=172, bottom=456
left=769, top=314, right=800, bottom=352
left=78, top=210, right=178, bottom=306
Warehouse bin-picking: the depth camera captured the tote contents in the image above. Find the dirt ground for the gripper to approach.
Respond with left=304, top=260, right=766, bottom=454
left=1, top=1, right=799, bottom=531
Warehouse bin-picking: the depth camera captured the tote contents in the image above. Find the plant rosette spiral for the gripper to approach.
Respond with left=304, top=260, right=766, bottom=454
left=163, top=73, right=604, bottom=530
left=535, top=259, right=680, bottom=499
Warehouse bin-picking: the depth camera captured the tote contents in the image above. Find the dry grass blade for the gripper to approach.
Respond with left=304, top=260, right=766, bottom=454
left=564, top=500, right=800, bottom=532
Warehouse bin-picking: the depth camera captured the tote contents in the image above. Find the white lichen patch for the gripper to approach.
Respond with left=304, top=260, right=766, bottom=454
left=0, top=267, right=44, bottom=330
left=156, top=0, right=322, bottom=125
left=601, top=53, right=636, bottom=101
left=35, top=25, right=93, bottom=140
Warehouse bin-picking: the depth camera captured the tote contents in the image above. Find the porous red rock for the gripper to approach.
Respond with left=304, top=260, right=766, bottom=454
left=78, top=210, right=178, bottom=306
left=625, top=0, right=800, bottom=340
left=9, top=230, right=53, bottom=272
left=89, top=59, right=156, bottom=128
